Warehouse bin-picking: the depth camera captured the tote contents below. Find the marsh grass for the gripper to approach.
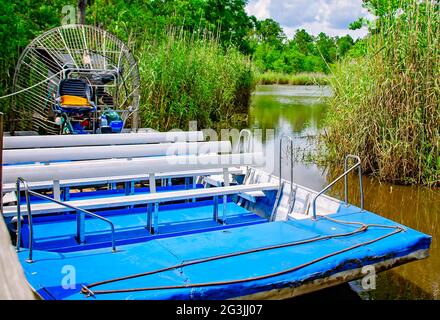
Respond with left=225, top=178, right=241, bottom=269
left=323, top=0, right=439, bottom=186
left=137, top=30, right=254, bottom=131
left=255, top=72, right=330, bottom=86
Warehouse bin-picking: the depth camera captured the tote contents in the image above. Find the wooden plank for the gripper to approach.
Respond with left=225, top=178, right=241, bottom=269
left=0, top=115, right=30, bottom=298
left=0, top=215, right=35, bottom=299
left=3, top=183, right=278, bottom=216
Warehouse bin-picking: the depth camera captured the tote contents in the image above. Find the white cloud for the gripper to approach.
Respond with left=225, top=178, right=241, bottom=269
left=246, top=0, right=272, bottom=19
left=246, top=0, right=372, bottom=38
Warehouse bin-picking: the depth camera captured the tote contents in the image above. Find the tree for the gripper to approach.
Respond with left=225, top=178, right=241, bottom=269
left=315, top=32, right=337, bottom=64
left=336, top=35, right=354, bottom=58
left=255, top=18, right=285, bottom=47
left=292, top=29, right=314, bottom=56
left=78, top=0, right=87, bottom=24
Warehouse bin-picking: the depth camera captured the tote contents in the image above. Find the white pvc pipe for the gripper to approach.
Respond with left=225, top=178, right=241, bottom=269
left=3, top=131, right=204, bottom=149
left=2, top=153, right=264, bottom=183
left=2, top=141, right=231, bottom=164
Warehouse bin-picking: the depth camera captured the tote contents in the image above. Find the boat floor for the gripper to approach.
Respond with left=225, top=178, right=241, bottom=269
left=17, top=202, right=431, bottom=300
left=20, top=199, right=263, bottom=252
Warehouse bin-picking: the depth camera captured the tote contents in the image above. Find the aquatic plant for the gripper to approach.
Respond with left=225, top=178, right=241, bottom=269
left=136, top=30, right=254, bottom=131
left=323, top=0, right=439, bottom=186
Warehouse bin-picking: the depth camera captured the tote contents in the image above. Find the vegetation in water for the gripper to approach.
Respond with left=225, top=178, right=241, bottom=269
left=322, top=0, right=440, bottom=186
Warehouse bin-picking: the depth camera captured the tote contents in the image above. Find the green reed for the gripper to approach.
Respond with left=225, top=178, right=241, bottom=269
left=136, top=30, right=254, bottom=131
left=323, top=0, right=439, bottom=186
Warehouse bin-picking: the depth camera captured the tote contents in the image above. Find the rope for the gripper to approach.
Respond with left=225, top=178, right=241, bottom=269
left=80, top=215, right=404, bottom=297
left=0, top=71, right=63, bottom=100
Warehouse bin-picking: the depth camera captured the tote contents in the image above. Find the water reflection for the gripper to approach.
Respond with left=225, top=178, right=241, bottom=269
left=249, top=84, right=440, bottom=300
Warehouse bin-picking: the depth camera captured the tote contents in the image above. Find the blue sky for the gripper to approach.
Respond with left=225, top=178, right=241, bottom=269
left=246, top=0, right=372, bottom=39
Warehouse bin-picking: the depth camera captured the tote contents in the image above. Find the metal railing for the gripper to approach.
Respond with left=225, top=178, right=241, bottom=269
left=235, top=129, right=253, bottom=187
left=16, top=177, right=117, bottom=263
left=236, top=129, right=253, bottom=154
left=278, top=133, right=295, bottom=193
left=269, top=134, right=295, bottom=221
left=311, top=154, right=364, bottom=220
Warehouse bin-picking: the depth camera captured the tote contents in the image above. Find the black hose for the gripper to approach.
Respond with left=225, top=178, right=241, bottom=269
left=81, top=215, right=404, bottom=297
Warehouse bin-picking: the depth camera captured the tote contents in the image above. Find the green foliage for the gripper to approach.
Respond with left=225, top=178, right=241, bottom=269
left=0, top=0, right=71, bottom=117
left=137, top=32, right=254, bottom=131
left=255, top=72, right=330, bottom=86
left=323, top=0, right=440, bottom=186
left=0, top=0, right=256, bottom=131
left=252, top=28, right=356, bottom=74
left=88, top=0, right=253, bottom=52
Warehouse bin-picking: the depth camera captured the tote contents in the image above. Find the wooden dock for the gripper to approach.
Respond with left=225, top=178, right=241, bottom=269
left=0, top=215, right=35, bottom=299
left=0, top=112, right=35, bottom=299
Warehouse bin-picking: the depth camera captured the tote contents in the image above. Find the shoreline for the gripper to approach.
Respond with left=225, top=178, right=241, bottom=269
left=255, top=72, right=330, bottom=86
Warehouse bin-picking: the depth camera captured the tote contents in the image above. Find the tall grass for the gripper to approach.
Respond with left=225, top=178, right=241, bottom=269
left=255, top=72, right=330, bottom=86
left=323, top=0, right=439, bottom=186
left=137, top=31, right=254, bottom=131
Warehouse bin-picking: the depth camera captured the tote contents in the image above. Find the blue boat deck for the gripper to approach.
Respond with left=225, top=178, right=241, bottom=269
left=17, top=202, right=431, bottom=300
left=20, top=199, right=265, bottom=252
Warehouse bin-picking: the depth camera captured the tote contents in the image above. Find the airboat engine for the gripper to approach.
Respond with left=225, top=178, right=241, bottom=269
left=11, top=25, right=140, bottom=135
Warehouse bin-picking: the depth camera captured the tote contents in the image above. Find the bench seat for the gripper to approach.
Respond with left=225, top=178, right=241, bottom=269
left=2, top=167, right=245, bottom=193
left=4, top=183, right=278, bottom=217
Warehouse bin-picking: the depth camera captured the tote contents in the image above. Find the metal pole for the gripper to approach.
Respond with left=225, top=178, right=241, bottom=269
left=24, top=187, right=33, bottom=263
left=312, top=156, right=362, bottom=220
left=16, top=178, right=33, bottom=263
left=344, top=155, right=364, bottom=210
left=344, top=155, right=349, bottom=205
left=279, top=134, right=294, bottom=193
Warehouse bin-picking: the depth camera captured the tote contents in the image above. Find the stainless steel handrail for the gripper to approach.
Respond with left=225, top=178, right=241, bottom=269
left=279, top=133, right=294, bottom=193
left=311, top=154, right=364, bottom=220
left=16, top=178, right=117, bottom=263
left=269, top=134, right=295, bottom=222
left=344, top=155, right=364, bottom=209
left=237, top=129, right=252, bottom=153
left=16, top=178, right=33, bottom=263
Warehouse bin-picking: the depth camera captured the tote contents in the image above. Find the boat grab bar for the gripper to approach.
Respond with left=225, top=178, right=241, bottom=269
left=16, top=177, right=117, bottom=263
left=236, top=129, right=253, bottom=153
left=269, top=134, right=295, bottom=221
left=311, top=154, right=364, bottom=220
left=279, top=133, right=294, bottom=193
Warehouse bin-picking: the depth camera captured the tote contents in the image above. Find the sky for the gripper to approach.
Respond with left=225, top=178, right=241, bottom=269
left=246, top=0, right=373, bottom=39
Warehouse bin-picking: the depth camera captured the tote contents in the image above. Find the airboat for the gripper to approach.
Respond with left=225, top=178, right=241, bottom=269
left=0, top=25, right=431, bottom=300
left=10, top=24, right=140, bottom=135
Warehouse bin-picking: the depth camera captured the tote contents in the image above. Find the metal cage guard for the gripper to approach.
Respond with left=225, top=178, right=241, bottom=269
left=16, top=177, right=117, bottom=263
left=311, top=154, right=364, bottom=220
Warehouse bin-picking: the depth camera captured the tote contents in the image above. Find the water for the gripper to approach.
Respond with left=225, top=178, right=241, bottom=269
left=249, top=84, right=440, bottom=300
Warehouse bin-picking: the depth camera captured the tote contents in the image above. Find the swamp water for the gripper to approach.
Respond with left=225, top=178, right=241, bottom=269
left=249, top=85, right=439, bottom=300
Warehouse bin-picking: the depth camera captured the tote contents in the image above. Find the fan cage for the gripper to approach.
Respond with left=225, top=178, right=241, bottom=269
left=11, top=24, right=140, bottom=135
